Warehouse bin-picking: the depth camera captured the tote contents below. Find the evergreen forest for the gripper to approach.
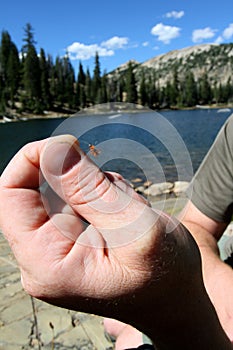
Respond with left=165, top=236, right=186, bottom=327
left=0, top=23, right=233, bottom=117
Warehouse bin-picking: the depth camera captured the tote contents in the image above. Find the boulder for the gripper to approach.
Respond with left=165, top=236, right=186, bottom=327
left=135, top=186, right=145, bottom=194
left=143, top=180, right=152, bottom=188
left=173, top=181, right=189, bottom=195
left=144, top=182, right=173, bottom=197
left=131, top=177, right=143, bottom=184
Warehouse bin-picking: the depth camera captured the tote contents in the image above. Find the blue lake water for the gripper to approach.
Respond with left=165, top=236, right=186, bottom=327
left=0, top=108, right=232, bottom=183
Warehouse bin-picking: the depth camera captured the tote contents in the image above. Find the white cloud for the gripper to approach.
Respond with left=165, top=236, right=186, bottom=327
left=151, top=23, right=181, bottom=44
left=101, top=36, right=129, bottom=49
left=67, top=36, right=129, bottom=61
left=222, top=23, right=233, bottom=40
left=215, top=36, right=223, bottom=44
left=165, top=10, right=184, bottom=19
left=192, top=27, right=217, bottom=43
left=142, top=41, right=149, bottom=47
left=192, top=24, right=233, bottom=45
left=214, top=24, right=233, bottom=44
left=67, top=42, right=114, bottom=60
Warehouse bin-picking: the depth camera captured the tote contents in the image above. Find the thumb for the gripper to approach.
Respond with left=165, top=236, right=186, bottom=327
left=40, top=135, right=158, bottom=244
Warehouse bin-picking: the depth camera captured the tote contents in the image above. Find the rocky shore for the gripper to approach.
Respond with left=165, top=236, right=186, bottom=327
left=1, top=103, right=232, bottom=124
left=132, top=179, right=190, bottom=198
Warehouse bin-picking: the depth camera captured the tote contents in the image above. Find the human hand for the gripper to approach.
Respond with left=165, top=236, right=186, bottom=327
left=0, top=135, right=228, bottom=348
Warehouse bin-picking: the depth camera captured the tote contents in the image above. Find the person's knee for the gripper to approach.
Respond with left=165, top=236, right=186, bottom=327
left=103, top=318, right=127, bottom=337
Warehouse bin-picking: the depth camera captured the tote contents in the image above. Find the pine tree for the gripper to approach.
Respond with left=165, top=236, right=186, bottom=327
left=0, top=31, right=12, bottom=81
left=170, top=68, right=179, bottom=106
left=76, top=62, right=86, bottom=109
left=147, top=72, right=158, bottom=109
left=110, top=76, right=124, bottom=103
left=107, top=76, right=117, bottom=102
left=117, top=79, right=124, bottom=102
left=23, top=45, right=41, bottom=111
left=63, top=54, right=75, bottom=109
left=85, top=68, right=92, bottom=106
left=92, top=52, right=101, bottom=103
left=198, top=72, right=212, bottom=105
left=22, top=23, right=36, bottom=54
left=39, top=48, right=51, bottom=110
left=125, top=61, right=137, bottom=104
left=53, top=56, right=65, bottom=107
left=163, top=82, right=173, bottom=108
left=0, top=31, right=20, bottom=109
left=223, top=78, right=233, bottom=103
left=0, top=75, right=6, bottom=113
left=139, top=71, right=147, bottom=106
left=217, top=83, right=224, bottom=103
left=6, top=42, right=20, bottom=108
left=213, top=81, right=219, bottom=104
left=99, top=72, right=108, bottom=104
left=77, top=62, right=86, bottom=85
left=184, top=72, right=197, bottom=107
left=49, top=67, right=56, bottom=106
left=22, top=23, right=42, bottom=112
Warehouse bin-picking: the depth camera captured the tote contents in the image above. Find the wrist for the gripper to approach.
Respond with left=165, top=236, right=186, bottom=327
left=138, top=286, right=232, bottom=350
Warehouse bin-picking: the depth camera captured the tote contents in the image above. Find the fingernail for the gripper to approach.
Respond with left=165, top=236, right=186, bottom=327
left=44, top=142, right=81, bottom=176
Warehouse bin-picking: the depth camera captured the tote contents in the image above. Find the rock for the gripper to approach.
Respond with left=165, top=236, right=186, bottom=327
left=143, top=180, right=152, bottom=188
left=131, top=177, right=143, bottom=184
left=173, top=181, right=189, bottom=195
left=135, top=186, right=145, bottom=194
left=144, top=182, right=173, bottom=197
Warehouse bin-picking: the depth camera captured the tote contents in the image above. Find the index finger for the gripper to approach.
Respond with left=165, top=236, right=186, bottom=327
left=0, top=139, right=49, bottom=235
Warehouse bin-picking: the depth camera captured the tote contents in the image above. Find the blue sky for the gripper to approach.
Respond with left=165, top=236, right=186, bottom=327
left=1, top=0, right=233, bottom=74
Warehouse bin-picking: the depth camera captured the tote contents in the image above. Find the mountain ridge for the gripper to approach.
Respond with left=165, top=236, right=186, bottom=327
left=110, top=43, right=233, bottom=87
left=141, top=43, right=219, bottom=67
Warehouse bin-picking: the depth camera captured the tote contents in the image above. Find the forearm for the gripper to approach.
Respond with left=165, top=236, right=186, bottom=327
left=182, top=221, right=219, bottom=251
left=181, top=218, right=233, bottom=342
left=181, top=220, right=221, bottom=281
left=140, top=284, right=232, bottom=350
left=179, top=198, right=229, bottom=289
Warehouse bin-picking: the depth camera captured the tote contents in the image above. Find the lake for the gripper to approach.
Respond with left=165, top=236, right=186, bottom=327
left=0, top=108, right=232, bottom=184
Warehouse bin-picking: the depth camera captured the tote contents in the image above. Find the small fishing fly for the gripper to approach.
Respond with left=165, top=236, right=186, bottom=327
left=88, top=144, right=101, bottom=157
left=82, top=140, right=101, bottom=157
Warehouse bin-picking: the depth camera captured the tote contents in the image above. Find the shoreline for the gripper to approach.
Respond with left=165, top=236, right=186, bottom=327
left=1, top=103, right=232, bottom=123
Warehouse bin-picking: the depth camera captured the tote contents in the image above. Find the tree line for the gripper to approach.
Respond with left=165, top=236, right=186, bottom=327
left=0, top=23, right=233, bottom=116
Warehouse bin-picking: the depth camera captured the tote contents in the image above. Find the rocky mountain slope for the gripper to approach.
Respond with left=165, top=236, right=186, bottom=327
left=110, top=43, right=233, bottom=87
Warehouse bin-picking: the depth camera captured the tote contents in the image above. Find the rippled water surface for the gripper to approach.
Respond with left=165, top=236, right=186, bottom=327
left=0, top=108, right=232, bottom=183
